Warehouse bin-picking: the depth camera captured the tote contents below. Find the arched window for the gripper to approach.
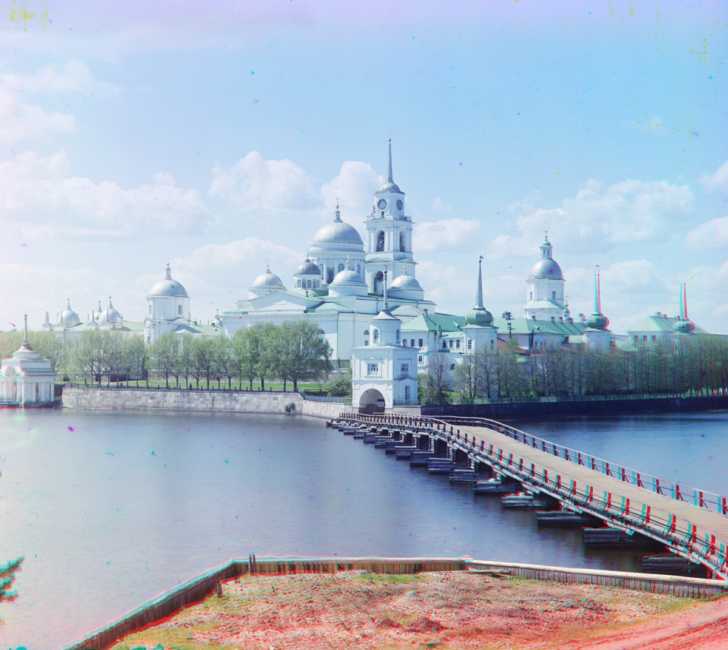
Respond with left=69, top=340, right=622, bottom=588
left=338, top=263, right=344, bottom=272
left=552, top=290, right=556, bottom=301
left=376, top=231, right=385, bottom=252
left=177, top=305, right=182, bottom=316
left=529, top=291, right=533, bottom=301
left=356, top=263, right=361, bottom=274
left=326, top=268, right=334, bottom=284
left=373, top=271, right=384, bottom=296
left=399, top=232, right=406, bottom=252
left=372, top=328, right=379, bottom=343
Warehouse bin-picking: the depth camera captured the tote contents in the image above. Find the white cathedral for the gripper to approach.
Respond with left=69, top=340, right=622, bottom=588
left=218, top=141, right=615, bottom=379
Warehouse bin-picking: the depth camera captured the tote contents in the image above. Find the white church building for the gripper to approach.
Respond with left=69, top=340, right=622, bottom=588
left=0, top=317, right=56, bottom=406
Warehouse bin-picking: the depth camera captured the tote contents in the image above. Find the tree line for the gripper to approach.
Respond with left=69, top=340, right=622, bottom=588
left=427, top=337, right=728, bottom=405
left=0, top=322, right=335, bottom=393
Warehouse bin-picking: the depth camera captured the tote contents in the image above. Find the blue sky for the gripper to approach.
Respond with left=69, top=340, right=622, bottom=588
left=1, top=0, right=727, bottom=332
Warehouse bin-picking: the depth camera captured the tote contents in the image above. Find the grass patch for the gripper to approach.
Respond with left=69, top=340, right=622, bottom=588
left=354, top=572, right=424, bottom=585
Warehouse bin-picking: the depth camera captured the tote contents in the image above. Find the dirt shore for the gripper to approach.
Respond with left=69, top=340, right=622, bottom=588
left=113, top=570, right=727, bottom=649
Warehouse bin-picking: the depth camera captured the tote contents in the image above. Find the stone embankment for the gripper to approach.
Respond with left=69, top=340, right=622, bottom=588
left=61, top=386, right=351, bottom=419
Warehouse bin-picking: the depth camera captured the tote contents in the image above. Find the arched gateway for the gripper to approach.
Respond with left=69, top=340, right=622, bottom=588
left=358, top=388, right=386, bottom=413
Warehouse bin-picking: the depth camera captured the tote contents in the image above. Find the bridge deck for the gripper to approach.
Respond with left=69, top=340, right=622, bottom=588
left=460, top=425, right=728, bottom=545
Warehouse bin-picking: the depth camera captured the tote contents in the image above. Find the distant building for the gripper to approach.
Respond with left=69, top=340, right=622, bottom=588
left=144, top=264, right=205, bottom=344
left=0, top=316, right=56, bottom=406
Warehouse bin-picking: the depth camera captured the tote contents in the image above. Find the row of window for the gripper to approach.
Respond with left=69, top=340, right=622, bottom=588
left=375, top=231, right=408, bottom=253
left=366, top=362, right=410, bottom=377
left=295, top=278, right=320, bottom=289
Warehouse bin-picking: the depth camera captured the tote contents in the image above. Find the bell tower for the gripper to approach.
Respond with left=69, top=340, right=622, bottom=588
left=365, top=139, right=416, bottom=295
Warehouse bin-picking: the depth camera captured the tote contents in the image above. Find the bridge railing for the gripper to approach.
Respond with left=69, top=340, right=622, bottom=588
left=339, top=411, right=727, bottom=518
left=337, top=411, right=728, bottom=579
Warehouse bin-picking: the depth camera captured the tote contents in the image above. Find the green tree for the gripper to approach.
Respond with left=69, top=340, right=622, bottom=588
left=277, top=321, right=332, bottom=392
left=232, top=326, right=262, bottom=390
left=150, top=334, right=179, bottom=388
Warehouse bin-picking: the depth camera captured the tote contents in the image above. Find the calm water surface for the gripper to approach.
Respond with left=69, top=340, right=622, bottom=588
left=1, top=409, right=727, bottom=648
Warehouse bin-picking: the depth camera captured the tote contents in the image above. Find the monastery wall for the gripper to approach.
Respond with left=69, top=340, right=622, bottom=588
left=62, top=386, right=351, bottom=419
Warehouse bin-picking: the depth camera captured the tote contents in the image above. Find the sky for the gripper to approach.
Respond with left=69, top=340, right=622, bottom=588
left=1, top=0, right=727, bottom=333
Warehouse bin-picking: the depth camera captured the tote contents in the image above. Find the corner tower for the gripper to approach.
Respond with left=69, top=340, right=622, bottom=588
left=365, top=140, right=417, bottom=296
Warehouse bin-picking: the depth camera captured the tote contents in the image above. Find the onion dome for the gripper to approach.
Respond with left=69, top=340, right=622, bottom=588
left=149, top=263, right=189, bottom=298
left=101, top=297, right=124, bottom=324
left=586, top=313, right=610, bottom=330
left=251, top=266, right=285, bottom=296
left=388, top=274, right=424, bottom=300
left=60, top=299, right=81, bottom=329
left=294, top=258, right=321, bottom=277
left=529, top=236, right=564, bottom=281
left=465, top=306, right=493, bottom=327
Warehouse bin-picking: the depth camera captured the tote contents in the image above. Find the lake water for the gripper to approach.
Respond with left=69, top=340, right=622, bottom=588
left=1, top=409, right=727, bottom=648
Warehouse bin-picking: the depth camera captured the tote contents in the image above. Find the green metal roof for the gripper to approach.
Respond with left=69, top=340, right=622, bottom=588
left=492, top=316, right=585, bottom=336
left=401, top=311, right=465, bottom=333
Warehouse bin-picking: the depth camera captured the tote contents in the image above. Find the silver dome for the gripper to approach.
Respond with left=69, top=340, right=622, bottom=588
left=529, top=258, right=564, bottom=281
left=331, top=269, right=365, bottom=286
left=313, top=221, right=363, bottom=247
left=60, top=299, right=81, bottom=328
left=149, top=264, right=189, bottom=298
left=101, top=298, right=123, bottom=324
left=294, top=259, right=321, bottom=277
left=252, top=267, right=285, bottom=290
left=529, top=237, right=564, bottom=281
left=390, top=274, right=422, bottom=290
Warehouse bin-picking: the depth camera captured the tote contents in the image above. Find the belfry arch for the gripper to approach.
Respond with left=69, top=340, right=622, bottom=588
left=359, top=388, right=385, bottom=413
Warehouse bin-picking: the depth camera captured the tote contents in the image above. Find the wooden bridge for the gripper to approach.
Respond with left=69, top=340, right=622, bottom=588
left=335, top=411, right=728, bottom=580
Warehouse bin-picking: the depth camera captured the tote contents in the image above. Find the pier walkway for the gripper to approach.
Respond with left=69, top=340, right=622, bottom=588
left=337, top=412, right=728, bottom=580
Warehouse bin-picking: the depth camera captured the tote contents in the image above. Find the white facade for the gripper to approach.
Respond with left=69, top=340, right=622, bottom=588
left=0, top=320, right=56, bottom=406
left=352, top=307, right=418, bottom=410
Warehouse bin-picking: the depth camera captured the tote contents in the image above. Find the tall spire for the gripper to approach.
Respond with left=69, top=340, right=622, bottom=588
left=387, top=138, right=394, bottom=183
left=475, top=255, right=484, bottom=309
left=334, top=200, right=342, bottom=223
left=22, top=313, right=31, bottom=349
left=465, top=255, right=493, bottom=326
left=165, top=263, right=172, bottom=280
left=586, top=266, right=609, bottom=330
left=593, top=265, right=602, bottom=314
left=682, top=282, right=689, bottom=320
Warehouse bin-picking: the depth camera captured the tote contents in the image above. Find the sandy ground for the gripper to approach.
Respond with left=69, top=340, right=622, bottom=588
left=113, top=570, right=728, bottom=650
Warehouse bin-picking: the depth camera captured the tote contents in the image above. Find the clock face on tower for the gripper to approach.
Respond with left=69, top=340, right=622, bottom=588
left=396, top=199, right=403, bottom=210
left=377, top=198, right=387, bottom=210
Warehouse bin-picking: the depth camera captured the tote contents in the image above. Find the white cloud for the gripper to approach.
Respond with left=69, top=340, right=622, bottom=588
left=414, top=218, right=480, bottom=253
left=0, top=151, right=210, bottom=239
left=701, top=161, right=728, bottom=193
left=0, top=86, right=75, bottom=145
left=0, top=60, right=118, bottom=96
left=687, top=216, right=728, bottom=249
left=210, top=151, right=319, bottom=211
left=320, top=161, right=381, bottom=224
left=488, top=178, right=693, bottom=258
left=157, top=237, right=302, bottom=306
